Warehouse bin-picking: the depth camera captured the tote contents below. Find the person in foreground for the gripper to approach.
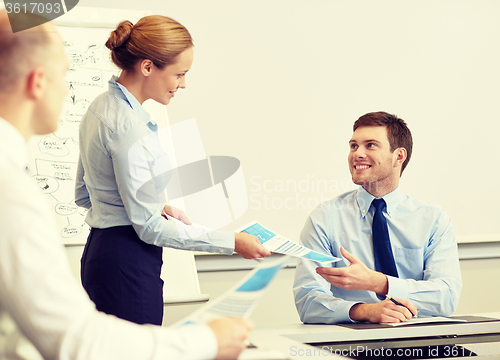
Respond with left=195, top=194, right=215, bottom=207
left=294, top=111, right=462, bottom=324
left=0, top=10, right=250, bottom=360
left=75, top=15, right=271, bottom=326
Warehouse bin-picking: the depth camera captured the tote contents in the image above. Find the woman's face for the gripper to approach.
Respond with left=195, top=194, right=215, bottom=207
left=148, top=47, right=194, bottom=105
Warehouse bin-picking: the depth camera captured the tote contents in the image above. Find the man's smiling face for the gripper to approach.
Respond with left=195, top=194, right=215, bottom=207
left=348, top=125, right=402, bottom=194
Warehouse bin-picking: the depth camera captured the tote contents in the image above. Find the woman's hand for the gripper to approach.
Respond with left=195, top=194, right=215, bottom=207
left=161, top=205, right=192, bottom=225
left=234, top=232, right=272, bottom=259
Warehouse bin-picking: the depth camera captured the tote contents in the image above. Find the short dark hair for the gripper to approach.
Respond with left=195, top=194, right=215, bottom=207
left=353, top=111, right=413, bottom=175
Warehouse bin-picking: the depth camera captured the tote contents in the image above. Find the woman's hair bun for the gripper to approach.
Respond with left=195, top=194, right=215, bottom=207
left=106, top=20, right=133, bottom=50
left=105, top=15, right=193, bottom=72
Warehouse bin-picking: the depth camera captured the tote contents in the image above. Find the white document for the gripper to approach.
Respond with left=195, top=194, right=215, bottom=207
left=173, top=256, right=290, bottom=327
left=238, top=221, right=341, bottom=265
left=383, top=316, right=467, bottom=327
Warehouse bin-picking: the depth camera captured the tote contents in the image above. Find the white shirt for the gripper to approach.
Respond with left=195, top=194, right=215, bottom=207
left=0, top=117, right=218, bottom=360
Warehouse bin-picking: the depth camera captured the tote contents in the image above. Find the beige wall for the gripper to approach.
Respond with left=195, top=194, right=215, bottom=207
left=455, top=258, right=500, bottom=315
left=71, top=0, right=500, bottom=248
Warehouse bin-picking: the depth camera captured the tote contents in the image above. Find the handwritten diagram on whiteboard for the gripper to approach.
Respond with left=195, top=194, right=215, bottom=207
left=27, top=26, right=119, bottom=245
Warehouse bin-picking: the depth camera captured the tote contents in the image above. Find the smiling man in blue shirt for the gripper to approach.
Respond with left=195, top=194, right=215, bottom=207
left=293, top=111, right=462, bottom=324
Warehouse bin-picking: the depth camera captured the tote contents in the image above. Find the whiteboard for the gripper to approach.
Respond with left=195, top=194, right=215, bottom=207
left=26, top=7, right=153, bottom=245
left=27, top=25, right=118, bottom=245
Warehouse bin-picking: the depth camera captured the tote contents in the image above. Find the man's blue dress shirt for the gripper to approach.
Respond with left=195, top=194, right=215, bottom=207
left=293, top=186, right=462, bottom=324
left=75, top=76, right=233, bottom=253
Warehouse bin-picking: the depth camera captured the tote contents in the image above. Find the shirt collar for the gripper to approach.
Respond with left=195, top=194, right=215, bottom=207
left=356, top=186, right=402, bottom=218
left=108, top=75, right=155, bottom=127
left=0, top=117, right=28, bottom=171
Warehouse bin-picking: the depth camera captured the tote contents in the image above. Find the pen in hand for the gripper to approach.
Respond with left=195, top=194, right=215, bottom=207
left=386, top=296, right=417, bottom=318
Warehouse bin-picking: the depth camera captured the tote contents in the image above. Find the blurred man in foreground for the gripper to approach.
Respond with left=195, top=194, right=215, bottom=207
left=0, top=10, right=251, bottom=360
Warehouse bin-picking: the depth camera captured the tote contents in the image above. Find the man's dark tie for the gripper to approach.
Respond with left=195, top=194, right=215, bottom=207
left=371, top=198, right=398, bottom=277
